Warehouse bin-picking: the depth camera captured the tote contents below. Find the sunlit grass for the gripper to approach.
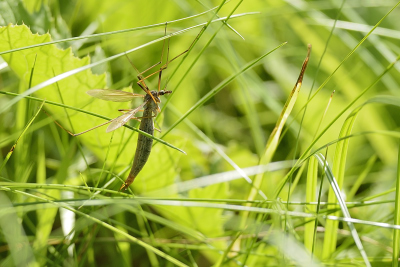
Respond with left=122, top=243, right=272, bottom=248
left=1, top=0, right=400, bottom=266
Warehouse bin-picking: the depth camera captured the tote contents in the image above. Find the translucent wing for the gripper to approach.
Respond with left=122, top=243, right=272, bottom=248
left=106, top=101, right=147, bottom=132
left=87, top=89, right=144, bottom=102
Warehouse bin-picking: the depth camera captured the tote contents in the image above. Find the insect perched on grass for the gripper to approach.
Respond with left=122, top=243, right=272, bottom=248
left=85, top=87, right=172, bottom=191
left=55, top=27, right=203, bottom=191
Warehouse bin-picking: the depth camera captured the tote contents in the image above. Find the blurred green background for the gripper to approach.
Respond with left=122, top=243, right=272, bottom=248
left=1, top=0, right=400, bottom=266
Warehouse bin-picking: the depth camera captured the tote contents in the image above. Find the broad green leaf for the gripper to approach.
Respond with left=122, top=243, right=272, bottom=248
left=0, top=24, right=178, bottom=190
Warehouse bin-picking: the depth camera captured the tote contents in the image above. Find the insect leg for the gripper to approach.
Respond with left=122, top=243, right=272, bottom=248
left=138, top=22, right=169, bottom=80
left=138, top=26, right=206, bottom=83
left=158, top=23, right=170, bottom=92
left=44, top=110, right=115, bottom=136
left=125, top=24, right=170, bottom=104
left=124, top=54, right=157, bottom=104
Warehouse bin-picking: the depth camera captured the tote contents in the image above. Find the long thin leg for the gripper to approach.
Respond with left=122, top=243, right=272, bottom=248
left=44, top=109, right=142, bottom=136
left=137, top=61, right=162, bottom=77
left=65, top=120, right=113, bottom=136
left=125, top=23, right=168, bottom=85
left=44, top=110, right=115, bottom=136
left=158, top=23, right=170, bottom=92
left=124, top=54, right=152, bottom=95
left=137, top=27, right=205, bottom=84
left=154, top=117, right=162, bottom=133
left=124, top=53, right=157, bottom=106
left=124, top=25, right=169, bottom=104
left=139, top=22, right=168, bottom=78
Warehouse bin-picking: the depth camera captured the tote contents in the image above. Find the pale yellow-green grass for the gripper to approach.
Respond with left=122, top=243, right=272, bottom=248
left=1, top=1, right=400, bottom=266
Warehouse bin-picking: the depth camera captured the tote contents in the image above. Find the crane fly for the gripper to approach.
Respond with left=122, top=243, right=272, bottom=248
left=53, top=26, right=204, bottom=191
left=85, top=88, right=172, bottom=191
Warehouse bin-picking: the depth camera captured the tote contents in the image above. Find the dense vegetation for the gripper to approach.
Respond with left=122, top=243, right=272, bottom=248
left=1, top=1, right=400, bottom=266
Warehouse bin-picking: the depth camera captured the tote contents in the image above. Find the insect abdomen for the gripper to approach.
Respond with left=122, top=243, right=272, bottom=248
left=122, top=104, right=154, bottom=189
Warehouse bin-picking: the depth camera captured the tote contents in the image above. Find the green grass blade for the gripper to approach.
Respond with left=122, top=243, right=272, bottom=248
left=248, top=44, right=310, bottom=203
left=0, top=100, right=45, bottom=173
left=305, top=156, right=318, bottom=252
left=0, top=192, right=36, bottom=266
left=0, top=3, right=233, bottom=57
left=292, top=1, right=400, bottom=116
left=268, top=231, right=322, bottom=267
left=195, top=0, right=245, bottom=40
left=347, top=155, right=377, bottom=201
left=279, top=1, right=400, bottom=152
left=160, top=0, right=245, bottom=115
left=167, top=104, right=268, bottom=199
left=393, top=144, right=400, bottom=267
left=4, top=188, right=190, bottom=267
left=32, top=131, right=59, bottom=265
left=160, top=42, right=287, bottom=139
left=314, top=153, right=370, bottom=267
left=275, top=54, right=400, bottom=198
left=0, top=13, right=256, bottom=114
left=323, top=95, right=400, bottom=260
left=0, top=90, right=186, bottom=154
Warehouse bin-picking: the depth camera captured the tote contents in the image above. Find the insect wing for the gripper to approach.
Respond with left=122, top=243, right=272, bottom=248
left=106, top=112, right=135, bottom=133
left=106, top=102, right=146, bottom=132
left=87, top=89, right=144, bottom=102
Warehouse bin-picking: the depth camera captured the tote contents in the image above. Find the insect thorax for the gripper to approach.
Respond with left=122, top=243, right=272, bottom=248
left=145, top=91, right=161, bottom=103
